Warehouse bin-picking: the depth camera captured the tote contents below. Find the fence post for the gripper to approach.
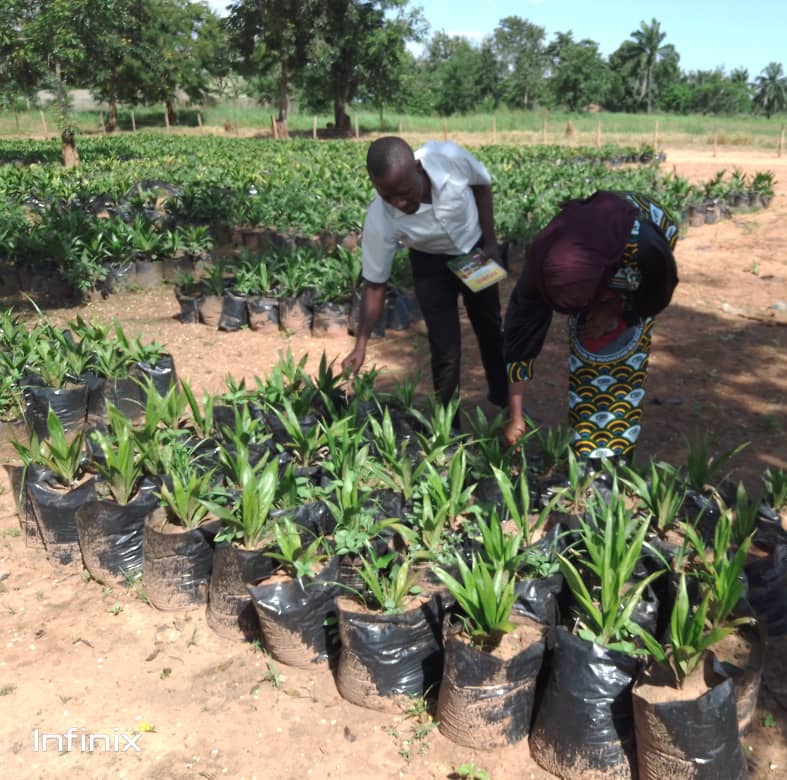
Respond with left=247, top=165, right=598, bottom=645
left=131, top=111, right=136, bottom=132
left=596, top=120, right=601, bottom=147
left=492, top=114, right=497, bottom=144
left=271, top=115, right=278, bottom=139
left=197, top=112, right=203, bottom=132
left=164, top=107, right=170, bottom=132
left=39, top=110, right=48, bottom=135
left=99, top=111, right=106, bottom=134
left=398, top=118, right=403, bottom=134
left=779, top=123, right=785, bottom=157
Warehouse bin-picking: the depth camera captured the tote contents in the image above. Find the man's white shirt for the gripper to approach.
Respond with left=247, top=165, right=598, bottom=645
left=360, top=141, right=492, bottom=284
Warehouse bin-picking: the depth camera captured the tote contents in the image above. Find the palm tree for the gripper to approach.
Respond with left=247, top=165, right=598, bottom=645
left=625, top=18, right=675, bottom=113
left=754, top=62, right=787, bottom=118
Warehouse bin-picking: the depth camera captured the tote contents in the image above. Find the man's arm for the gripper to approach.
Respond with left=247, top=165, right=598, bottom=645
left=341, top=281, right=386, bottom=375
left=471, top=184, right=498, bottom=260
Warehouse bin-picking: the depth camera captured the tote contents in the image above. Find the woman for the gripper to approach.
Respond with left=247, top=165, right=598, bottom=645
left=502, top=190, right=679, bottom=460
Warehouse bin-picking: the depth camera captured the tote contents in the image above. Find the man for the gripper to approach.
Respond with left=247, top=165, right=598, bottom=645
left=341, top=136, right=508, bottom=410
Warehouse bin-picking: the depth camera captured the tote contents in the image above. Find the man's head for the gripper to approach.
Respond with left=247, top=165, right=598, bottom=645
left=366, top=136, right=428, bottom=214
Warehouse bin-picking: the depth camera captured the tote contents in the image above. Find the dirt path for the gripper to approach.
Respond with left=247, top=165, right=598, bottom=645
left=0, top=145, right=785, bottom=780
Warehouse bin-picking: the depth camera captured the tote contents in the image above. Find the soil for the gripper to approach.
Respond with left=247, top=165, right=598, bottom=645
left=1, top=145, right=787, bottom=779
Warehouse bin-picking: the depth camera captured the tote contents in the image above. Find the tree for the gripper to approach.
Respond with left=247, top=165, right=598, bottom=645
left=226, top=0, right=316, bottom=131
left=549, top=39, right=610, bottom=111
left=0, top=1, right=43, bottom=108
left=621, top=18, right=676, bottom=113
left=753, top=62, right=787, bottom=118
left=302, top=0, right=423, bottom=131
left=489, top=16, right=547, bottom=109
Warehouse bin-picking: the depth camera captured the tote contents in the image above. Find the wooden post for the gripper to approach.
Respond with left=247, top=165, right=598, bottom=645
left=492, top=114, right=497, bottom=144
left=131, top=110, right=136, bottom=132
left=39, top=110, right=48, bottom=135
left=99, top=111, right=106, bottom=134
left=312, top=115, right=317, bottom=140
left=398, top=118, right=403, bottom=134
left=779, top=123, right=785, bottom=157
left=442, top=119, right=448, bottom=140
left=354, top=115, right=359, bottom=139
left=197, top=112, right=203, bottom=132
left=271, top=114, right=278, bottom=139
left=164, top=107, right=170, bottom=132
left=542, top=118, right=546, bottom=145
left=653, top=119, right=659, bottom=149
left=596, top=120, right=601, bottom=147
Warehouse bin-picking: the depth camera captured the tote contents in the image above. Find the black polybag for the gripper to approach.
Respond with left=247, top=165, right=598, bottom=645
left=23, top=383, right=88, bottom=438
left=218, top=291, right=249, bottom=332
left=4, top=463, right=45, bottom=546
left=529, top=626, right=639, bottom=780
left=132, top=353, right=177, bottom=398
left=745, top=543, right=787, bottom=636
left=437, top=616, right=546, bottom=749
left=26, top=470, right=96, bottom=567
left=142, top=509, right=218, bottom=610
left=335, top=592, right=446, bottom=708
left=633, top=657, right=747, bottom=780
left=206, top=542, right=276, bottom=641
left=247, top=557, right=343, bottom=668
left=514, top=574, right=563, bottom=627
left=75, top=478, right=159, bottom=584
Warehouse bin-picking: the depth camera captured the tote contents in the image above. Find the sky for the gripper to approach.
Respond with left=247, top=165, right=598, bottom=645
left=204, top=0, right=785, bottom=78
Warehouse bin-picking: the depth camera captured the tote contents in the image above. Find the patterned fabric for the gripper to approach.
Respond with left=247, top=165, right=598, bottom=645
left=507, top=359, right=534, bottom=383
left=568, top=315, right=655, bottom=459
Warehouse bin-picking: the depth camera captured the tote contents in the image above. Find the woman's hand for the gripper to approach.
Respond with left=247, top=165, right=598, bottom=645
left=503, top=417, right=527, bottom=447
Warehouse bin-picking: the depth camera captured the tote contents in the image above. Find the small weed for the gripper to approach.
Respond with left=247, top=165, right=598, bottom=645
left=2, top=527, right=20, bottom=538
left=454, top=763, right=490, bottom=780
left=58, top=695, right=72, bottom=704
left=249, top=638, right=264, bottom=654
left=0, top=684, right=16, bottom=696
left=107, top=602, right=123, bottom=616
left=262, top=656, right=282, bottom=689
left=750, top=261, right=760, bottom=276
left=34, top=591, right=44, bottom=601
left=5, top=606, right=16, bottom=616
left=160, top=667, right=172, bottom=680
left=388, top=694, right=438, bottom=763
left=762, top=712, right=777, bottom=728
left=136, top=721, right=156, bottom=733
left=187, top=628, right=198, bottom=648
left=81, top=568, right=93, bottom=583
left=102, top=586, right=113, bottom=598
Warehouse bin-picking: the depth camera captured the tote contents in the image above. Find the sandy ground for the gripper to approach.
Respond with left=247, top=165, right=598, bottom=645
left=0, top=145, right=786, bottom=779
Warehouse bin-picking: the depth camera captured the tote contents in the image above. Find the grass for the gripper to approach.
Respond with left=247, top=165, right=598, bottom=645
left=2, top=99, right=786, bottom=151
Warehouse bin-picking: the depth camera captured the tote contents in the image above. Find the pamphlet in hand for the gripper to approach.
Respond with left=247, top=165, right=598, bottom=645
left=446, top=252, right=508, bottom=292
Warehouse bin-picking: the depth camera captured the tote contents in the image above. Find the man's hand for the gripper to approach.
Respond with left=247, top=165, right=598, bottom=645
left=480, top=240, right=499, bottom=262
left=503, top=417, right=527, bottom=448
left=341, top=343, right=366, bottom=376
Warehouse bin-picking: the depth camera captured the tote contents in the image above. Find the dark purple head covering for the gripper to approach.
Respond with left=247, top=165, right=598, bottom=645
left=528, top=191, right=639, bottom=314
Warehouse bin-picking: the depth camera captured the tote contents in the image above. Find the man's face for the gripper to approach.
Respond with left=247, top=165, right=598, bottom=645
left=370, top=160, right=425, bottom=214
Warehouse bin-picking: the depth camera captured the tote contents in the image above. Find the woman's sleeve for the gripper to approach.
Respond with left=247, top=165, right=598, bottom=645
left=503, top=273, right=553, bottom=383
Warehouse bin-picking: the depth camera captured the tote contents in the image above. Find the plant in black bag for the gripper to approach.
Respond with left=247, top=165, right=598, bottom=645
left=434, top=554, right=517, bottom=649
left=557, top=492, right=664, bottom=654
left=265, top=517, right=328, bottom=581
left=630, top=510, right=753, bottom=780
left=205, top=455, right=279, bottom=550
left=40, top=409, right=87, bottom=488
left=88, top=407, right=144, bottom=505
left=620, top=457, right=687, bottom=540
left=356, top=551, right=421, bottom=614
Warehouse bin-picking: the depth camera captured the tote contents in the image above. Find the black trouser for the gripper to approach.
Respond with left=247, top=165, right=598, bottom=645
left=410, top=248, right=508, bottom=408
